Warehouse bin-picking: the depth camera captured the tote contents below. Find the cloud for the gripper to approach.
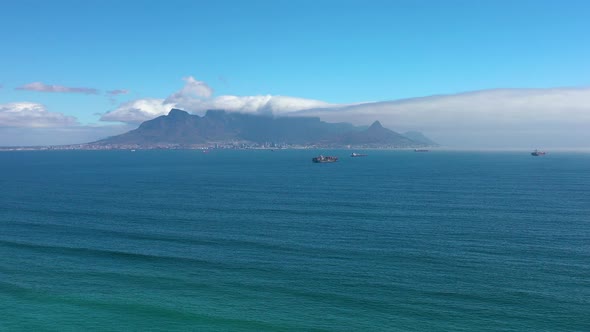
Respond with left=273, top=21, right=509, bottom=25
left=0, top=102, right=79, bottom=128
left=164, top=76, right=213, bottom=107
left=16, top=82, right=99, bottom=94
left=297, top=88, right=590, bottom=126
left=100, top=98, right=176, bottom=123
left=107, top=89, right=129, bottom=96
left=101, top=95, right=337, bottom=123
left=99, top=75, right=590, bottom=147
left=0, top=124, right=134, bottom=146
left=0, top=102, right=132, bottom=146
left=180, top=94, right=336, bottom=115
left=295, top=87, right=590, bottom=147
left=102, top=76, right=336, bottom=123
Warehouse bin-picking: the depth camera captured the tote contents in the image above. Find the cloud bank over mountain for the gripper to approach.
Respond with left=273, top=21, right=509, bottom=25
left=100, top=98, right=176, bottom=124
left=101, top=76, right=337, bottom=124
left=295, top=87, right=590, bottom=147
left=98, top=77, right=590, bottom=147
left=3, top=75, right=590, bottom=148
left=298, top=88, right=590, bottom=128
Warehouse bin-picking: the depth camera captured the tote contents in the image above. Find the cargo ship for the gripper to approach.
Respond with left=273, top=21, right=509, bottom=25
left=531, top=149, right=546, bottom=156
left=312, top=155, right=338, bottom=163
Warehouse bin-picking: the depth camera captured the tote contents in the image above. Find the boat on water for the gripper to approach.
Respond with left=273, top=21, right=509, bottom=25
left=312, top=155, right=338, bottom=163
left=414, top=149, right=429, bottom=152
left=531, top=149, right=546, bottom=156
left=350, top=152, right=367, bottom=157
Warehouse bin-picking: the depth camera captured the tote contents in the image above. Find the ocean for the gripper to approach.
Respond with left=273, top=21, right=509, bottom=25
left=1, top=150, right=589, bottom=331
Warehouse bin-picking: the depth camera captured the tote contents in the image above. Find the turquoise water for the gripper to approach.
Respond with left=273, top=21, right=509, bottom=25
left=1, top=150, right=589, bottom=331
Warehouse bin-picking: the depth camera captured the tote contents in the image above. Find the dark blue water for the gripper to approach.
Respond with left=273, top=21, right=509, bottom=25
left=1, top=150, right=589, bottom=331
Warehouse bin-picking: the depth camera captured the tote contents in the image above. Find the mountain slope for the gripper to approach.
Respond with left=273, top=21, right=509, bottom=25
left=95, top=109, right=434, bottom=147
left=337, top=121, right=416, bottom=146
left=403, top=131, right=438, bottom=146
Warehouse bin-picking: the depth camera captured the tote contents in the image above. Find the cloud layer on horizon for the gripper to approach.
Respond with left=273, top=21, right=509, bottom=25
left=0, top=124, right=133, bottom=146
left=294, top=87, right=590, bottom=147
left=4, top=75, right=590, bottom=148
left=0, top=102, right=132, bottom=146
left=297, top=87, right=590, bottom=126
left=101, top=82, right=590, bottom=147
left=0, top=102, right=79, bottom=128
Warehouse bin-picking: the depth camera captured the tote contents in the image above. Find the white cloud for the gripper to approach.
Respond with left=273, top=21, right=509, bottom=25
left=164, top=76, right=213, bottom=108
left=102, top=75, right=337, bottom=123
left=0, top=102, right=79, bottom=128
left=181, top=95, right=336, bottom=115
left=100, top=98, right=176, bottom=124
left=0, top=102, right=133, bottom=146
left=101, top=95, right=336, bottom=123
left=163, top=76, right=334, bottom=114
left=16, top=82, right=99, bottom=94
left=99, top=75, right=590, bottom=147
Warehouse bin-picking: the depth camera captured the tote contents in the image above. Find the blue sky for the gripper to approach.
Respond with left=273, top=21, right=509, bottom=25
left=1, top=0, right=589, bottom=146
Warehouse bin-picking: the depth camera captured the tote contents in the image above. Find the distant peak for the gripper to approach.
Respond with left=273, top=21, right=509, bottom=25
left=168, top=109, right=189, bottom=117
left=369, top=120, right=383, bottom=129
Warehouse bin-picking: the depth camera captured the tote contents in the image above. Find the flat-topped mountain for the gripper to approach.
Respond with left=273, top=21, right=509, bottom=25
left=94, top=109, right=434, bottom=147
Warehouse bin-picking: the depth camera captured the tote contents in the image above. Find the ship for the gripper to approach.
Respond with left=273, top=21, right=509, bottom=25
left=350, top=152, right=367, bottom=157
left=414, top=149, right=429, bottom=152
left=312, top=155, right=338, bottom=163
left=531, top=149, right=546, bottom=156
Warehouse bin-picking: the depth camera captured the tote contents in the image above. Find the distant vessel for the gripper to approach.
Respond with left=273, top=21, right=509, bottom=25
left=531, top=149, right=546, bottom=156
left=350, top=152, right=367, bottom=157
left=312, top=155, right=338, bottom=163
left=414, top=149, right=429, bottom=152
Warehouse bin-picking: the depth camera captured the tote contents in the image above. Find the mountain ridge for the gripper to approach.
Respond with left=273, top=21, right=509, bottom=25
left=94, top=109, right=435, bottom=148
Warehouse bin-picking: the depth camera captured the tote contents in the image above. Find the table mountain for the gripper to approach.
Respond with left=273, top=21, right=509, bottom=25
left=94, top=109, right=434, bottom=147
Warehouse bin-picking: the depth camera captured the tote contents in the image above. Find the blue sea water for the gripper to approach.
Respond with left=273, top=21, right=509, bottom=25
left=0, top=150, right=589, bottom=331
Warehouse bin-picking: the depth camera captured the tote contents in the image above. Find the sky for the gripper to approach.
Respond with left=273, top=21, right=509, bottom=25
left=1, top=0, right=589, bottom=147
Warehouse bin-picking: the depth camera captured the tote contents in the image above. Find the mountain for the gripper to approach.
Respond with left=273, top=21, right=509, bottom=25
left=337, top=121, right=416, bottom=147
left=403, top=131, right=438, bottom=146
left=94, top=109, right=435, bottom=148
